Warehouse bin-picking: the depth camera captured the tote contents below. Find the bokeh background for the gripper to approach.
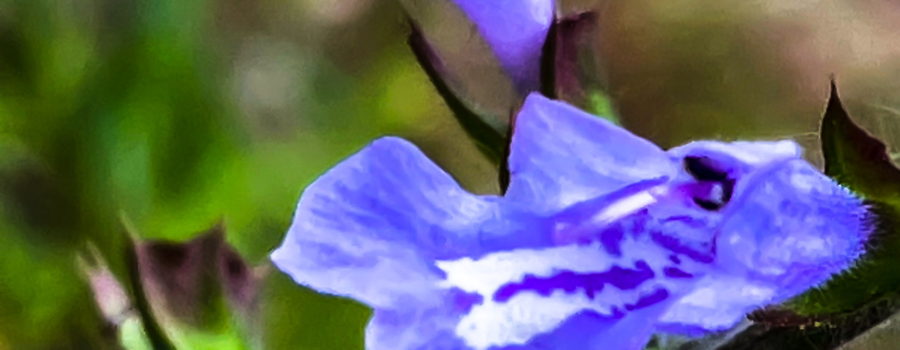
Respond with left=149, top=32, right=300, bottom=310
left=1, top=0, right=899, bottom=349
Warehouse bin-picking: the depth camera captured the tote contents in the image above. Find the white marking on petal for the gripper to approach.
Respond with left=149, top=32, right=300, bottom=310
left=455, top=282, right=670, bottom=350
left=436, top=244, right=614, bottom=296
left=437, top=237, right=692, bottom=349
left=588, top=185, right=669, bottom=225
left=456, top=291, right=604, bottom=349
left=437, top=234, right=684, bottom=296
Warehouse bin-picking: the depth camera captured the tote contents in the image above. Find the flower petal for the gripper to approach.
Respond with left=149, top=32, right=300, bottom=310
left=365, top=289, right=482, bottom=350
left=436, top=189, right=724, bottom=349
left=656, top=274, right=776, bottom=334
left=271, top=98, right=871, bottom=348
left=660, top=158, right=870, bottom=333
left=506, top=93, right=676, bottom=214
left=667, top=140, right=803, bottom=177
left=453, top=0, right=554, bottom=92
left=270, top=137, right=500, bottom=310
left=716, top=159, right=869, bottom=296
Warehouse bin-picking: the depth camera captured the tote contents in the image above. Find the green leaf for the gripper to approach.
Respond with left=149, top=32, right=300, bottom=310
left=821, top=81, right=900, bottom=204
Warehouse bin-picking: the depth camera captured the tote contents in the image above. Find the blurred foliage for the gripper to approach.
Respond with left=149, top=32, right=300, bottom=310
left=2, top=0, right=900, bottom=349
left=0, top=0, right=491, bottom=348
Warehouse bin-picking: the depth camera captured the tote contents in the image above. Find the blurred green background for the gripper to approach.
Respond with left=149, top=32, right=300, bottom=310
left=1, top=0, right=899, bottom=349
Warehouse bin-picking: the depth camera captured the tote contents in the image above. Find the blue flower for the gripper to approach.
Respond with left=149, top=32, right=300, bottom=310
left=271, top=93, right=870, bottom=350
left=452, top=0, right=554, bottom=93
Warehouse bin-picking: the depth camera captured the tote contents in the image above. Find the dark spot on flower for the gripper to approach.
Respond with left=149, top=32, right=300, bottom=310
left=684, top=156, right=736, bottom=211
left=684, top=156, right=728, bottom=182
left=722, top=178, right=736, bottom=202
left=694, top=197, right=724, bottom=210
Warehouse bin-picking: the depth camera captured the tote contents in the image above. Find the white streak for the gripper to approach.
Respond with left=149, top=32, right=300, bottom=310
left=589, top=189, right=660, bottom=225
left=436, top=244, right=613, bottom=296
left=456, top=291, right=604, bottom=349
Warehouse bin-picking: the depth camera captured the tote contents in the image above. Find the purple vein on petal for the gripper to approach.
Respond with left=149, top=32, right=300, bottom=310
left=650, top=230, right=716, bottom=263
left=624, top=288, right=670, bottom=311
left=492, top=260, right=655, bottom=302
left=663, top=267, right=694, bottom=279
